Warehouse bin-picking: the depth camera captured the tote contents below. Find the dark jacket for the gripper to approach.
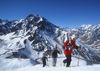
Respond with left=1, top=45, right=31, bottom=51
left=52, top=49, right=60, bottom=58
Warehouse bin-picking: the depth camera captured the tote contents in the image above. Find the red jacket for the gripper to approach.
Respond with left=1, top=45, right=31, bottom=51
left=63, top=39, right=76, bottom=56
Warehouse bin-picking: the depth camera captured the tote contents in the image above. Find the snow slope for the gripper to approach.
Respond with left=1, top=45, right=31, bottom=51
left=0, top=57, right=100, bottom=71
left=15, top=65, right=100, bottom=71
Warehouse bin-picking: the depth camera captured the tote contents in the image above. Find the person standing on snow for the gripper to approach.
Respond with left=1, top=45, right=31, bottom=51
left=41, top=54, right=48, bottom=67
left=50, top=44, right=61, bottom=67
left=63, top=33, right=81, bottom=67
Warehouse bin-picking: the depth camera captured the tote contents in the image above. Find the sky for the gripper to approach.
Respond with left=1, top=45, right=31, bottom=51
left=0, top=0, right=100, bottom=29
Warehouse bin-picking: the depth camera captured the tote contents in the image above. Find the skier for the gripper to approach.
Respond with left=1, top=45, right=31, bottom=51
left=50, top=44, right=61, bottom=67
left=63, top=33, right=81, bottom=67
left=41, top=54, right=48, bottom=67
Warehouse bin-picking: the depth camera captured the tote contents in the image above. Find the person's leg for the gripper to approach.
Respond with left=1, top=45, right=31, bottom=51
left=43, top=61, right=46, bottom=67
left=63, top=59, right=67, bottom=63
left=43, top=62, right=45, bottom=67
left=63, top=55, right=68, bottom=67
left=67, top=59, right=71, bottom=67
left=66, top=56, right=71, bottom=67
left=52, top=58, right=55, bottom=66
left=63, top=55, right=68, bottom=63
left=63, top=58, right=67, bottom=67
left=44, top=61, right=46, bottom=66
left=54, top=58, right=57, bottom=66
left=52, top=58, right=57, bottom=67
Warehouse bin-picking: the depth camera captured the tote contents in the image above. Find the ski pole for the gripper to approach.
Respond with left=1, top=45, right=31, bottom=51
left=59, top=51, right=62, bottom=66
left=77, top=51, right=79, bottom=66
left=48, top=57, right=50, bottom=67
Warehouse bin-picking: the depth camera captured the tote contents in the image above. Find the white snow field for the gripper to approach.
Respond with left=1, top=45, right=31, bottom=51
left=0, top=57, right=100, bottom=71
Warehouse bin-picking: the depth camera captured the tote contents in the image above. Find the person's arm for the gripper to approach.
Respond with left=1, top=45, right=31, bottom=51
left=76, top=45, right=81, bottom=49
left=41, top=57, right=43, bottom=61
left=72, top=39, right=81, bottom=49
left=63, top=40, right=69, bottom=47
left=50, top=48, right=55, bottom=55
left=57, top=50, right=61, bottom=54
left=45, top=57, right=48, bottom=61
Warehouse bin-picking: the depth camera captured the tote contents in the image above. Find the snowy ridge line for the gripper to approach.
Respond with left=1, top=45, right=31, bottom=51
left=0, top=50, right=10, bottom=56
left=20, top=50, right=41, bottom=64
left=10, top=36, right=23, bottom=39
left=76, top=40, right=100, bottom=62
left=77, top=40, right=100, bottom=56
left=77, top=49, right=100, bottom=64
left=72, top=54, right=100, bottom=64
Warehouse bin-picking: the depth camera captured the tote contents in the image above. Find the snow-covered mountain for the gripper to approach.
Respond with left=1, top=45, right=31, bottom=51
left=71, top=24, right=97, bottom=37
left=0, top=14, right=100, bottom=57
left=78, top=25, right=100, bottom=54
left=0, top=19, right=9, bottom=26
left=0, top=14, right=65, bottom=58
left=70, top=24, right=100, bottom=54
left=0, top=14, right=100, bottom=71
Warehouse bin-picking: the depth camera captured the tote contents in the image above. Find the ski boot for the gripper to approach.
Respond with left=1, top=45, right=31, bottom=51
left=63, top=63, right=65, bottom=67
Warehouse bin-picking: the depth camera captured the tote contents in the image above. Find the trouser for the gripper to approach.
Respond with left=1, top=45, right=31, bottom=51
left=63, top=55, right=71, bottom=67
left=43, top=61, right=46, bottom=67
left=52, top=57, right=57, bottom=67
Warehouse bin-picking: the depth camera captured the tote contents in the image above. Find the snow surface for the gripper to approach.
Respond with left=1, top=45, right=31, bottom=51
left=14, top=65, right=100, bottom=71
left=0, top=57, right=100, bottom=71
left=22, top=39, right=38, bottom=60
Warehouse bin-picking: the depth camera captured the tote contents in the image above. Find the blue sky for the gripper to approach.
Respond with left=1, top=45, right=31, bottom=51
left=0, top=0, right=100, bottom=29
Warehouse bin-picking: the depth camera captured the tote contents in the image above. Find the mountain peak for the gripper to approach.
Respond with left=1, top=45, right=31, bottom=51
left=0, top=19, right=9, bottom=26
left=25, top=14, right=34, bottom=19
left=0, top=18, right=2, bottom=23
left=81, top=24, right=92, bottom=28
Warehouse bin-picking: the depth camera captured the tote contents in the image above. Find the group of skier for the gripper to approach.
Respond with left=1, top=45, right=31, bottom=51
left=41, top=33, right=81, bottom=67
left=42, top=44, right=61, bottom=67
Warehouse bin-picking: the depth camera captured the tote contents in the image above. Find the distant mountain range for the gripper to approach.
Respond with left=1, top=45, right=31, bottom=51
left=70, top=24, right=100, bottom=54
left=0, top=14, right=100, bottom=55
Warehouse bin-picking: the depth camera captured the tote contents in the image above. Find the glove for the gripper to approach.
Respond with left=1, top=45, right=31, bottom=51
left=67, top=43, right=72, bottom=47
left=49, top=53, right=52, bottom=56
left=78, top=45, right=81, bottom=49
